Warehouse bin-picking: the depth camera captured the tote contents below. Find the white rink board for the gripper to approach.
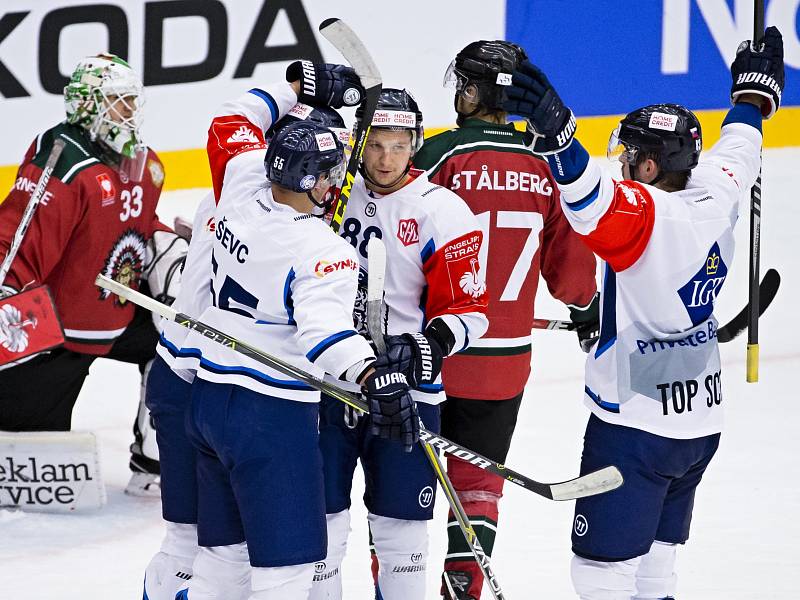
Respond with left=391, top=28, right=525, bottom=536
left=0, top=0, right=504, bottom=164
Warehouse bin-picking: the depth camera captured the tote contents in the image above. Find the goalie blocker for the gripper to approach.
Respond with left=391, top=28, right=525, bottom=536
left=0, top=430, right=105, bottom=512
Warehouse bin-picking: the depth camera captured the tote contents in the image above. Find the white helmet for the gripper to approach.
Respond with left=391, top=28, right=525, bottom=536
left=64, top=54, right=144, bottom=158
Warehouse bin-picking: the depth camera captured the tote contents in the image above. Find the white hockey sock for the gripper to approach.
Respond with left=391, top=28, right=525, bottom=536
left=250, top=563, right=315, bottom=600
left=571, top=554, right=642, bottom=600
left=143, top=522, right=198, bottom=600
left=186, top=543, right=250, bottom=600
left=368, top=512, right=428, bottom=600
left=308, top=510, right=351, bottom=600
left=634, top=541, right=677, bottom=599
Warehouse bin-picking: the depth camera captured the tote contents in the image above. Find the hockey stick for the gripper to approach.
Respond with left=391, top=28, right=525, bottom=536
left=318, top=18, right=382, bottom=234
left=0, top=139, right=65, bottom=288
left=366, top=238, right=506, bottom=600
left=746, top=0, right=765, bottom=382
left=533, top=268, right=781, bottom=344
left=95, top=273, right=622, bottom=502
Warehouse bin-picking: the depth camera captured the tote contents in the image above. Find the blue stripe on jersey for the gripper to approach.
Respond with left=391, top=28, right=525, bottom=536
left=306, top=330, right=358, bottom=362
left=595, top=263, right=617, bottom=359
left=418, top=383, right=445, bottom=393
left=546, top=138, right=590, bottom=184
left=585, top=385, right=620, bottom=413
left=722, top=102, right=762, bottom=132
left=159, top=332, right=201, bottom=360
left=198, top=357, right=315, bottom=391
left=420, top=239, right=436, bottom=264
left=284, top=268, right=296, bottom=325
left=565, top=180, right=601, bottom=211
left=248, top=88, right=279, bottom=123
left=455, top=314, right=470, bottom=352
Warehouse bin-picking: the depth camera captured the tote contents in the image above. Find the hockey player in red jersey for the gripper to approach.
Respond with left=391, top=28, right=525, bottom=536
left=412, top=41, right=598, bottom=600
left=0, top=54, right=176, bottom=495
left=503, top=28, right=784, bottom=599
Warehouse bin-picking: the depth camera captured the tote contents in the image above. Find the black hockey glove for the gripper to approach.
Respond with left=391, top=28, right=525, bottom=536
left=502, top=60, right=576, bottom=154
left=363, top=367, right=420, bottom=452
left=730, top=26, right=784, bottom=119
left=374, top=331, right=445, bottom=389
left=286, top=60, right=364, bottom=108
left=569, top=293, right=600, bottom=353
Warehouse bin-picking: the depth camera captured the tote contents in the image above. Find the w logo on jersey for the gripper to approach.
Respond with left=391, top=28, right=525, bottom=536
left=677, top=242, right=728, bottom=326
left=227, top=125, right=259, bottom=144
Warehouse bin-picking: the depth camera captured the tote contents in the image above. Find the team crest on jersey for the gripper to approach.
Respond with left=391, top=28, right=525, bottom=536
left=677, top=242, right=728, bottom=326
left=397, top=219, right=419, bottom=246
left=99, top=229, right=146, bottom=305
left=95, top=173, right=115, bottom=206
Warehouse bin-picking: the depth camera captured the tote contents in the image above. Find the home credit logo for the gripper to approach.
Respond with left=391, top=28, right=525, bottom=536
left=397, top=219, right=419, bottom=246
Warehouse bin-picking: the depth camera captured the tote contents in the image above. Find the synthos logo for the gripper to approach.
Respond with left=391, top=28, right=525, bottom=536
left=677, top=242, right=728, bottom=326
left=314, top=258, right=358, bottom=278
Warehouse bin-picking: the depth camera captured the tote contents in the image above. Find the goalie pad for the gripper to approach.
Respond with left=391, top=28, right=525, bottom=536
left=144, top=230, right=188, bottom=310
left=0, top=430, right=105, bottom=512
left=0, top=285, right=64, bottom=366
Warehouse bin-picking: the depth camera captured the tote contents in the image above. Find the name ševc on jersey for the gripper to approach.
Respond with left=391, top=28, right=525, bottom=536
left=450, top=165, right=553, bottom=195
left=215, top=216, right=249, bottom=264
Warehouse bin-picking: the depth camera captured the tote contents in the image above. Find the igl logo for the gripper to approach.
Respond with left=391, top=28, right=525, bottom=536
left=677, top=242, right=728, bottom=326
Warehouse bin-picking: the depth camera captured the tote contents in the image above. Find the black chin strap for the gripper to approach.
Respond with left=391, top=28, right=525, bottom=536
left=359, top=162, right=411, bottom=192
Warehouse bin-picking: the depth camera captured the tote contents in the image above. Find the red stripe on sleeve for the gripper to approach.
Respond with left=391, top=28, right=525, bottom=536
left=207, top=115, right=267, bottom=202
left=423, top=230, right=489, bottom=318
left=581, top=180, right=655, bottom=272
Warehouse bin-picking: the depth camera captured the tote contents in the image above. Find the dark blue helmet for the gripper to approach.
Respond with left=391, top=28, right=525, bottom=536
left=267, top=103, right=349, bottom=146
left=264, top=120, right=346, bottom=195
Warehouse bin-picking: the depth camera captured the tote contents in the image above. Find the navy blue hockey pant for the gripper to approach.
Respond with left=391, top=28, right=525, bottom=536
left=144, top=355, right=196, bottom=524
left=572, top=414, right=720, bottom=561
left=319, top=394, right=440, bottom=520
left=187, top=378, right=326, bottom=567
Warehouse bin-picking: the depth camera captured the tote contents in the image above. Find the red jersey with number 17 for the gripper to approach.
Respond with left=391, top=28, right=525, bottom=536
left=414, top=119, right=597, bottom=399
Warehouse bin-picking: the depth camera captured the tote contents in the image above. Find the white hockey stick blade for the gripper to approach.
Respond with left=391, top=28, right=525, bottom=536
left=319, top=18, right=382, bottom=89
left=95, top=275, right=177, bottom=321
left=366, top=237, right=387, bottom=354
left=549, top=465, right=623, bottom=501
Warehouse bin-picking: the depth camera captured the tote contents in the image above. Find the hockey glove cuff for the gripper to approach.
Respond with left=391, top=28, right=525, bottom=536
left=286, top=61, right=364, bottom=108
left=363, top=368, right=420, bottom=452
left=503, top=60, right=576, bottom=154
left=730, top=26, right=784, bottom=119
left=569, top=292, right=600, bottom=353
left=374, top=331, right=444, bottom=389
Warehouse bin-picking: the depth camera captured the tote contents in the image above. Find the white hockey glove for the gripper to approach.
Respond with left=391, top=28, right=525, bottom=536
left=144, top=230, right=188, bottom=308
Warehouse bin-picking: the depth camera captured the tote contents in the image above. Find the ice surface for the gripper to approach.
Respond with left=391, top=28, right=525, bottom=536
left=2, top=148, right=797, bottom=598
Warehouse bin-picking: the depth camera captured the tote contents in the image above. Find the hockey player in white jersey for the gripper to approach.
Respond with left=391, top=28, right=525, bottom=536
left=310, top=89, right=489, bottom=600
left=503, top=27, right=785, bottom=600
left=140, top=63, right=417, bottom=600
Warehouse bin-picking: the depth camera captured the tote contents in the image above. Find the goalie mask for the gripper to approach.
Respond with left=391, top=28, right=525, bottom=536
left=64, top=54, right=145, bottom=161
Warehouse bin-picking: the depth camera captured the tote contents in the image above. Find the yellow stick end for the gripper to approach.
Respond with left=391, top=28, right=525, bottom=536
left=746, top=344, right=759, bottom=383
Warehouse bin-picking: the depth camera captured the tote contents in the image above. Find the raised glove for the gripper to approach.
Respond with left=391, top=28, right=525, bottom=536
left=503, top=60, right=576, bottom=154
left=286, top=60, right=364, bottom=108
left=569, top=293, right=600, bottom=353
left=374, top=331, right=444, bottom=388
left=363, top=367, right=419, bottom=451
left=730, top=26, right=784, bottom=119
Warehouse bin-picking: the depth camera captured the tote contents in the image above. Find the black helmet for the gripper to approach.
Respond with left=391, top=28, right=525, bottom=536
left=355, top=88, right=424, bottom=152
left=267, top=103, right=349, bottom=146
left=264, top=121, right=345, bottom=205
left=608, top=103, right=702, bottom=172
left=444, top=40, right=527, bottom=110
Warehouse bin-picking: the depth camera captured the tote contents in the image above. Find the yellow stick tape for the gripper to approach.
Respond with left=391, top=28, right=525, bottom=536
left=746, top=343, right=759, bottom=383
left=1, top=107, right=798, bottom=199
